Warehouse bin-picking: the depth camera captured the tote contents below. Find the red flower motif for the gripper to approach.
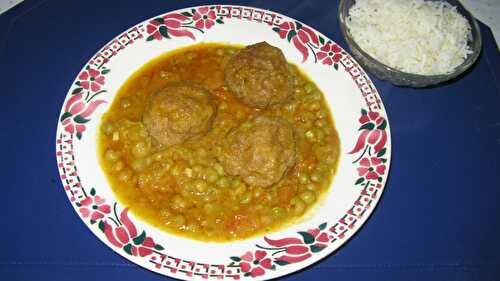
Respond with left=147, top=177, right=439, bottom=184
left=359, top=111, right=384, bottom=126
left=146, top=14, right=195, bottom=41
left=239, top=250, right=273, bottom=277
left=79, top=68, right=105, bottom=92
left=263, top=227, right=331, bottom=265
left=317, top=42, right=343, bottom=65
left=164, top=14, right=195, bottom=39
left=61, top=93, right=106, bottom=139
left=78, top=195, right=111, bottom=221
left=357, top=157, right=386, bottom=180
left=270, top=238, right=312, bottom=264
left=277, top=21, right=295, bottom=39
left=296, top=25, right=319, bottom=46
left=277, top=21, right=310, bottom=63
left=350, top=111, right=388, bottom=154
left=193, top=7, right=216, bottom=30
left=103, top=209, right=159, bottom=257
left=307, top=228, right=330, bottom=248
left=264, top=236, right=311, bottom=261
left=146, top=19, right=164, bottom=41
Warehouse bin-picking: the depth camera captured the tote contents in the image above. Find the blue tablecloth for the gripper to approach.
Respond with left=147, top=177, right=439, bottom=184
left=1, top=0, right=499, bottom=280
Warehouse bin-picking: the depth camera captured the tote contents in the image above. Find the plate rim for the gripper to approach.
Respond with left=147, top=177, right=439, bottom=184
left=55, top=4, right=392, bottom=280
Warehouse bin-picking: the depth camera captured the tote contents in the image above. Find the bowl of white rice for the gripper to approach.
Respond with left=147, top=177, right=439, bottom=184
left=338, top=0, right=482, bottom=87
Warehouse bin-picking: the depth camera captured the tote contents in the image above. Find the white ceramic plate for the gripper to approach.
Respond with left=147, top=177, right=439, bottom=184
left=56, top=5, right=391, bottom=280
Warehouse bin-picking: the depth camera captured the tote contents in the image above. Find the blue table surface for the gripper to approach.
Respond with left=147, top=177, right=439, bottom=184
left=1, top=0, right=499, bottom=280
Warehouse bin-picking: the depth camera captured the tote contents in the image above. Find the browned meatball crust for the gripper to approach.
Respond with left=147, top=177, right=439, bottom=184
left=217, top=115, right=296, bottom=187
left=225, top=42, right=293, bottom=108
left=143, top=82, right=215, bottom=146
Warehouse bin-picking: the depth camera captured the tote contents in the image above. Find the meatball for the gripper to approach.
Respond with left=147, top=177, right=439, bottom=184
left=217, top=116, right=296, bottom=187
left=143, top=82, right=216, bottom=146
left=225, top=42, right=293, bottom=108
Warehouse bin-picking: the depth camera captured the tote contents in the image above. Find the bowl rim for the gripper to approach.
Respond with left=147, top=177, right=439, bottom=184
left=338, top=0, right=482, bottom=80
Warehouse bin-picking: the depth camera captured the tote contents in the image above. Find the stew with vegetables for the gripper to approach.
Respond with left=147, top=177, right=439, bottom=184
left=98, top=42, right=340, bottom=242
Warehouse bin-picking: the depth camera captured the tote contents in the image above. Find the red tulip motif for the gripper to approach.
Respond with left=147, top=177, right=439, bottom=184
left=350, top=110, right=388, bottom=154
left=60, top=93, right=106, bottom=139
left=145, top=7, right=223, bottom=42
left=146, top=13, right=196, bottom=41
left=102, top=208, right=163, bottom=257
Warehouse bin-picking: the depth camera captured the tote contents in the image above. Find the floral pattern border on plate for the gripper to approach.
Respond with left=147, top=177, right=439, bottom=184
left=56, top=5, right=390, bottom=280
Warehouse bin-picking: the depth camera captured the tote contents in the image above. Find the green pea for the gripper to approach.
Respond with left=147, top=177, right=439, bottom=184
left=299, top=191, right=316, bottom=205
left=253, top=187, right=263, bottom=199
left=101, top=122, right=114, bottom=136
left=302, top=111, right=315, bottom=121
left=112, top=161, right=124, bottom=173
left=171, top=215, right=186, bottom=228
left=311, top=171, right=322, bottom=183
left=284, top=102, right=297, bottom=113
left=298, top=173, right=310, bottom=185
left=236, top=110, right=245, bottom=119
left=170, top=165, right=182, bottom=176
left=118, top=169, right=133, bottom=182
left=240, top=192, right=252, bottom=204
left=171, top=195, right=189, bottom=210
left=104, top=149, right=121, bottom=162
left=185, top=222, right=200, bottom=233
left=304, top=83, right=315, bottom=94
left=310, top=91, right=322, bottom=101
left=253, top=204, right=264, bottom=212
left=203, top=168, right=219, bottom=183
left=315, top=119, right=327, bottom=128
left=201, top=192, right=215, bottom=202
left=195, top=147, right=208, bottom=157
left=204, top=203, right=221, bottom=214
left=271, top=207, right=285, bottom=217
left=240, top=121, right=253, bottom=129
left=160, top=208, right=172, bottom=218
left=213, top=163, right=225, bottom=176
left=233, top=183, right=247, bottom=196
left=131, top=141, right=149, bottom=158
left=120, top=97, right=131, bottom=109
left=184, top=167, right=193, bottom=178
left=261, top=216, right=273, bottom=226
left=309, top=101, right=321, bottom=111
left=193, top=179, right=208, bottom=193
left=316, top=110, right=327, bottom=119
left=316, top=163, right=329, bottom=173
left=290, top=197, right=306, bottom=216
left=216, top=177, right=231, bottom=188
left=151, top=151, right=164, bottom=162
left=305, top=130, right=315, bottom=141
left=305, top=183, right=317, bottom=191
left=192, top=165, right=204, bottom=177
left=138, top=127, right=148, bottom=138
left=231, top=178, right=244, bottom=188
left=131, top=158, right=147, bottom=172
left=315, top=128, right=325, bottom=142
left=127, top=127, right=142, bottom=142
left=294, top=87, right=305, bottom=95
